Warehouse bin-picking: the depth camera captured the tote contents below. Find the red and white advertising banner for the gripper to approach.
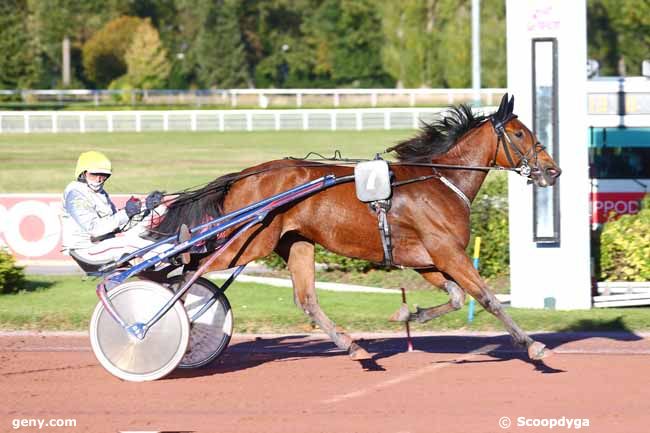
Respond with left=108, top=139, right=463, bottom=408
left=589, top=179, right=648, bottom=225
left=590, top=191, right=646, bottom=224
left=0, top=194, right=131, bottom=264
left=1, top=188, right=646, bottom=263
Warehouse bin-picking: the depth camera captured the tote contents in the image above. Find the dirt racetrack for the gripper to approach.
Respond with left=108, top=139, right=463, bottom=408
left=1, top=331, right=649, bottom=433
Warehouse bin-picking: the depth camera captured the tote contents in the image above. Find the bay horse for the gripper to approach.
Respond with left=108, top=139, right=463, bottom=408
left=153, top=94, right=561, bottom=361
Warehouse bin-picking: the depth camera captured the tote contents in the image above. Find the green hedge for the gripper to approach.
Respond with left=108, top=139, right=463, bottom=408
left=599, top=195, right=650, bottom=281
left=261, top=171, right=510, bottom=279
left=0, top=249, right=26, bottom=294
left=468, top=171, right=509, bottom=279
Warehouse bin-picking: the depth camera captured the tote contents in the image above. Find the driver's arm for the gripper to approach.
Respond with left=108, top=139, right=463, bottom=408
left=64, top=189, right=129, bottom=238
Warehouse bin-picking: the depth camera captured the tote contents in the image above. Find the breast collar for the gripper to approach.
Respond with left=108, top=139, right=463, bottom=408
left=437, top=174, right=471, bottom=209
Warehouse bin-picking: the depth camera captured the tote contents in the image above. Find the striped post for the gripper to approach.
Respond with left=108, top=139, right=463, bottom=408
left=401, top=288, right=414, bottom=352
left=467, top=236, right=481, bottom=323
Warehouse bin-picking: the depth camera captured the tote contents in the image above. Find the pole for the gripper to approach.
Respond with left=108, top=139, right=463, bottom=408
left=467, top=237, right=481, bottom=323
left=471, top=0, right=481, bottom=105
left=401, top=288, right=414, bottom=352
left=62, top=36, right=71, bottom=87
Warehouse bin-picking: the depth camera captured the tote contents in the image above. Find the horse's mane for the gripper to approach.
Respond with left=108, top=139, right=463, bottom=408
left=387, top=104, right=488, bottom=162
left=149, top=172, right=241, bottom=240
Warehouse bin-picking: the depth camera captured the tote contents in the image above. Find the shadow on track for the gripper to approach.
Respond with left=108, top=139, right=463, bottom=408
left=166, top=320, right=642, bottom=380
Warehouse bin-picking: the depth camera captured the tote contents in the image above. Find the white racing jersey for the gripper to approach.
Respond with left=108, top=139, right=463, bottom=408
left=61, top=181, right=129, bottom=252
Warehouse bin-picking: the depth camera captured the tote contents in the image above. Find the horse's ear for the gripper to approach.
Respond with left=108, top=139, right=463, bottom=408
left=507, top=95, right=515, bottom=115
left=496, top=93, right=508, bottom=118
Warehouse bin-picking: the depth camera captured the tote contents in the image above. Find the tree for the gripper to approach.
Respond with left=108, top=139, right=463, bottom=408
left=436, top=0, right=472, bottom=88
left=380, top=0, right=434, bottom=88
left=250, top=0, right=322, bottom=88
left=194, top=0, right=249, bottom=88
left=82, top=16, right=144, bottom=88
left=122, top=19, right=172, bottom=89
left=27, top=0, right=122, bottom=87
left=380, top=0, right=505, bottom=89
left=304, top=0, right=393, bottom=87
left=587, top=0, right=650, bottom=77
left=0, top=0, right=42, bottom=89
left=480, top=0, right=506, bottom=88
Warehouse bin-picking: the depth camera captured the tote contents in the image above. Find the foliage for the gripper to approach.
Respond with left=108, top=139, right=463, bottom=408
left=82, top=16, right=144, bottom=87
left=599, top=196, right=650, bottom=281
left=27, top=0, right=120, bottom=87
left=0, top=249, right=26, bottom=295
left=436, top=0, right=472, bottom=88
left=251, top=0, right=323, bottom=88
left=107, top=77, right=134, bottom=104
left=1, top=1, right=644, bottom=89
left=469, top=171, right=509, bottom=280
left=303, top=0, right=393, bottom=87
left=588, top=0, right=650, bottom=76
left=379, top=0, right=504, bottom=88
left=0, top=0, right=42, bottom=89
left=122, top=19, right=171, bottom=89
left=480, top=0, right=506, bottom=88
left=380, top=0, right=433, bottom=88
left=193, top=0, right=249, bottom=88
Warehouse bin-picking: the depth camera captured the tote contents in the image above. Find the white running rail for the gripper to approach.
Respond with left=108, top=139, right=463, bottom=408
left=0, top=108, right=456, bottom=133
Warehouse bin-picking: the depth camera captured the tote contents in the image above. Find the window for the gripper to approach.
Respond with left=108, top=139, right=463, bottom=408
left=589, top=127, right=650, bottom=179
left=532, top=38, right=560, bottom=243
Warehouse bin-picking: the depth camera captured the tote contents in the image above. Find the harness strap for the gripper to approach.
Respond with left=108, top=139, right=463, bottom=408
left=370, top=200, right=394, bottom=268
left=438, top=176, right=471, bottom=209
left=391, top=171, right=471, bottom=210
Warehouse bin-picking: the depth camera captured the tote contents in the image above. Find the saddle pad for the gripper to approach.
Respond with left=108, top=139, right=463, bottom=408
left=354, top=160, right=391, bottom=202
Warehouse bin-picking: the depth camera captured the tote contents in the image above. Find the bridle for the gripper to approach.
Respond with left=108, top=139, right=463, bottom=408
left=489, top=114, right=546, bottom=179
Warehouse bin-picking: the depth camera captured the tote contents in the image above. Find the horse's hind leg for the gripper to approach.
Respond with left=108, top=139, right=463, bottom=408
left=390, top=270, right=465, bottom=323
left=277, top=235, right=371, bottom=361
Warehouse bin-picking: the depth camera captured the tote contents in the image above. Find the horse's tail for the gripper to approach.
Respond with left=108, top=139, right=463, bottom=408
left=149, top=172, right=241, bottom=240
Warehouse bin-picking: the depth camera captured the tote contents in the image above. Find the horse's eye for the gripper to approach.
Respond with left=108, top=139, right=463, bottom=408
left=514, top=131, right=524, bottom=138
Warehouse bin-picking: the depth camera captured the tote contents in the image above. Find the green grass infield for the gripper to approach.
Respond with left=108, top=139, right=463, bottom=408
left=0, top=130, right=407, bottom=194
left=1, top=275, right=648, bottom=333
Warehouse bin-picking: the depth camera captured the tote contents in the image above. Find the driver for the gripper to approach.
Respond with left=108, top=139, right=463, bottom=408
left=61, top=150, right=167, bottom=265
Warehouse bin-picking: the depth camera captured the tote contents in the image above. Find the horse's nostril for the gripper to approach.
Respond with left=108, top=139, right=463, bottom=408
left=546, top=167, right=562, bottom=178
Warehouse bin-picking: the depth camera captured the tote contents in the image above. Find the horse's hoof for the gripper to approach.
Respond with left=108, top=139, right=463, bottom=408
left=389, top=303, right=410, bottom=322
left=349, top=343, right=372, bottom=361
left=528, top=341, right=553, bottom=360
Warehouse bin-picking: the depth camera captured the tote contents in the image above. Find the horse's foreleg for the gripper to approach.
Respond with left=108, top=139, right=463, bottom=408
left=390, top=271, right=465, bottom=323
left=436, top=248, right=551, bottom=360
left=281, top=236, right=371, bottom=361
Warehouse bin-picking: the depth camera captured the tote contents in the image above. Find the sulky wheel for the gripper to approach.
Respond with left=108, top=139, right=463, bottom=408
left=166, top=276, right=233, bottom=369
left=89, top=280, right=190, bottom=382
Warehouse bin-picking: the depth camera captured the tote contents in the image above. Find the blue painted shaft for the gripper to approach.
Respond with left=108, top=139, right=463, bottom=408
left=468, top=257, right=480, bottom=323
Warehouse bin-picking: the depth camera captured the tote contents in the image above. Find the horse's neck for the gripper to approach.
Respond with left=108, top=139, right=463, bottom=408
left=432, top=125, right=496, bottom=204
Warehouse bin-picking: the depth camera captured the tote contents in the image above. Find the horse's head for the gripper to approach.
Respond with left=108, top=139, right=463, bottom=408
left=490, top=94, right=561, bottom=187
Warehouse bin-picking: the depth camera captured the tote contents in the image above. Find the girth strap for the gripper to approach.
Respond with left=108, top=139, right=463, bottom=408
left=370, top=199, right=394, bottom=268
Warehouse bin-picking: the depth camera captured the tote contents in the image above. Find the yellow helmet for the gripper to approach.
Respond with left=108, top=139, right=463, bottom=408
left=75, top=151, right=112, bottom=179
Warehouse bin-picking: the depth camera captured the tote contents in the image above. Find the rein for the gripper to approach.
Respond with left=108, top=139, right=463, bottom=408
left=158, top=113, right=535, bottom=210
left=160, top=159, right=521, bottom=202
